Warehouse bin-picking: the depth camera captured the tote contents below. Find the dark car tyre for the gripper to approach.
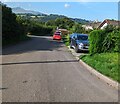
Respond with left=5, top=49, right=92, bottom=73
left=75, top=45, right=79, bottom=53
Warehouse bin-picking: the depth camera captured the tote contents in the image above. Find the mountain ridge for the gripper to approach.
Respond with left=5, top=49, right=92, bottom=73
left=12, top=7, right=46, bottom=15
left=12, top=7, right=90, bottom=24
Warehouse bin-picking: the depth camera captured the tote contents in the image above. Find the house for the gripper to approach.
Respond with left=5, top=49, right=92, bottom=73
left=91, top=22, right=101, bottom=29
left=82, top=21, right=101, bottom=30
left=57, top=29, right=69, bottom=35
left=98, top=19, right=120, bottom=29
left=82, top=25, right=93, bottom=30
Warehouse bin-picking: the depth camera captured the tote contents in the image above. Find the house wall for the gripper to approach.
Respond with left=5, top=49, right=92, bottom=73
left=82, top=25, right=93, bottom=30
left=100, top=23, right=108, bottom=29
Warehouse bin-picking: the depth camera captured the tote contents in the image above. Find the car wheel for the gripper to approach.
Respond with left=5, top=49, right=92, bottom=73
left=75, top=45, right=79, bottom=53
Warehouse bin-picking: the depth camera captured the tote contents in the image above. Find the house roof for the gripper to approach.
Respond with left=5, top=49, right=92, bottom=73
left=86, top=22, right=101, bottom=29
left=98, top=19, right=120, bottom=29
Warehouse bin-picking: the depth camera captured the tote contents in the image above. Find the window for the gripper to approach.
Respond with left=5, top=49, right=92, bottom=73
left=78, top=35, right=88, bottom=40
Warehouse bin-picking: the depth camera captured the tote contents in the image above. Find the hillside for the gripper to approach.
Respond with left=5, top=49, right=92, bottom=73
left=12, top=7, right=90, bottom=24
left=12, top=7, right=47, bottom=16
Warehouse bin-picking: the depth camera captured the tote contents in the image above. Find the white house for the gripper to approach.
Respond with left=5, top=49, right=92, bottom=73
left=98, top=19, right=120, bottom=29
left=82, top=25, right=93, bottom=30
left=82, top=21, right=101, bottom=30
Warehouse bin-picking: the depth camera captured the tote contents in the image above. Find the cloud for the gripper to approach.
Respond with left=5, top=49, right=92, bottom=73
left=64, top=3, right=70, bottom=8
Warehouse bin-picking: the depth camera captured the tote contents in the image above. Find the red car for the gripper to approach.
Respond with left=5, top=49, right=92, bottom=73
left=53, top=31, right=61, bottom=40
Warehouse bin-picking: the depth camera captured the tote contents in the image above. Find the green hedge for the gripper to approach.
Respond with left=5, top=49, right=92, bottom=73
left=29, top=24, right=53, bottom=36
left=89, top=25, right=120, bottom=55
left=89, top=30, right=105, bottom=54
left=16, top=16, right=54, bottom=36
left=2, top=4, right=26, bottom=46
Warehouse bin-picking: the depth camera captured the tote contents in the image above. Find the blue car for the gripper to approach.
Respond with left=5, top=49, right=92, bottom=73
left=70, top=33, right=89, bottom=53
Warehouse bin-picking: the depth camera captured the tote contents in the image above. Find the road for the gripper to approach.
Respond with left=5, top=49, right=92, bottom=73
left=2, top=35, right=118, bottom=102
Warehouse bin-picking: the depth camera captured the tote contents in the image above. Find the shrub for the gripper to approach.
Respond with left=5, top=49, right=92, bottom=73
left=16, top=16, right=54, bottom=36
left=2, top=4, right=26, bottom=46
left=102, top=30, right=119, bottom=52
left=102, top=26, right=120, bottom=52
left=89, top=25, right=120, bottom=55
left=89, top=30, right=105, bottom=55
left=29, top=24, right=53, bottom=36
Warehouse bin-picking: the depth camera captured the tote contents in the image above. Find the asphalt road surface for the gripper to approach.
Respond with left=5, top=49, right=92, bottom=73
left=2, top=35, right=118, bottom=102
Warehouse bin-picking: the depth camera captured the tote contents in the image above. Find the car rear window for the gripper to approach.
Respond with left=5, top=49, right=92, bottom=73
left=56, top=32, right=61, bottom=33
left=78, top=35, right=88, bottom=40
left=55, top=33, right=60, bottom=35
left=55, top=32, right=61, bottom=35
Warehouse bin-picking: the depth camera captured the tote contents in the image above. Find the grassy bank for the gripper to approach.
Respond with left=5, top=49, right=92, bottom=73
left=80, top=53, right=119, bottom=82
left=62, top=34, right=70, bottom=46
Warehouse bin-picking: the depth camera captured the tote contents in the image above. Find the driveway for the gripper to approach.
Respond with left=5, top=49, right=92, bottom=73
left=2, top=35, right=118, bottom=102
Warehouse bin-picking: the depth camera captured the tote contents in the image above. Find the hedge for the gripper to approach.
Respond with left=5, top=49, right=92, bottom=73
left=29, top=24, right=53, bottom=36
left=89, top=25, right=120, bottom=55
left=2, top=4, right=26, bottom=46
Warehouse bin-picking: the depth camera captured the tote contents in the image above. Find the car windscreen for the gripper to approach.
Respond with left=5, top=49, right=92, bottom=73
left=78, top=35, right=88, bottom=40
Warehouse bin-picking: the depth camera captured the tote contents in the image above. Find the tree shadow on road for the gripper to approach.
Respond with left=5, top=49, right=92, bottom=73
left=2, top=36, right=64, bottom=55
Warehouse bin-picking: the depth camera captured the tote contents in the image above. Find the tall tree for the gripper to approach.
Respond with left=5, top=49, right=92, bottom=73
left=2, top=4, right=25, bottom=45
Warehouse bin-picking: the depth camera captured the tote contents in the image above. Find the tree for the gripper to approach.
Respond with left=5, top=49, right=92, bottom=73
left=72, top=23, right=84, bottom=33
left=45, top=20, right=55, bottom=26
left=2, top=4, right=25, bottom=45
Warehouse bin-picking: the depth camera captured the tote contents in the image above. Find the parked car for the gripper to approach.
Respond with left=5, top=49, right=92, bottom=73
left=69, top=33, right=77, bottom=43
left=70, top=33, right=89, bottom=53
left=53, top=31, right=61, bottom=40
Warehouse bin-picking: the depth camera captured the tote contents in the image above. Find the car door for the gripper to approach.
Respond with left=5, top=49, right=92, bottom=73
left=75, top=35, right=78, bottom=47
left=72, top=34, right=77, bottom=47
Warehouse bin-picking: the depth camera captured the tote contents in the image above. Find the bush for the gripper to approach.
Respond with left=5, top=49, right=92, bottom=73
left=2, top=4, right=26, bottom=46
left=89, top=30, right=105, bottom=54
left=102, top=31, right=119, bottom=52
left=72, top=23, right=84, bottom=33
left=61, top=34, right=70, bottom=46
left=16, top=16, right=54, bottom=36
left=29, top=24, right=53, bottom=36
left=89, top=25, right=120, bottom=55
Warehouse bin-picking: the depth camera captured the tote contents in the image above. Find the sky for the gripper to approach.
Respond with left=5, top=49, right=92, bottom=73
left=4, top=2, right=119, bottom=21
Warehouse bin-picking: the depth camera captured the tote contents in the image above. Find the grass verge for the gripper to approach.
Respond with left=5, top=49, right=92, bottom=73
left=80, top=53, right=119, bottom=83
left=61, top=34, right=70, bottom=46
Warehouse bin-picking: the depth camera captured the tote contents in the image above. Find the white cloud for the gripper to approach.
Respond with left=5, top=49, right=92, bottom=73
left=64, top=3, right=70, bottom=8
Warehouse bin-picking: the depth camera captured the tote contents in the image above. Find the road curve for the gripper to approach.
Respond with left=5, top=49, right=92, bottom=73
left=2, top=35, right=118, bottom=102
